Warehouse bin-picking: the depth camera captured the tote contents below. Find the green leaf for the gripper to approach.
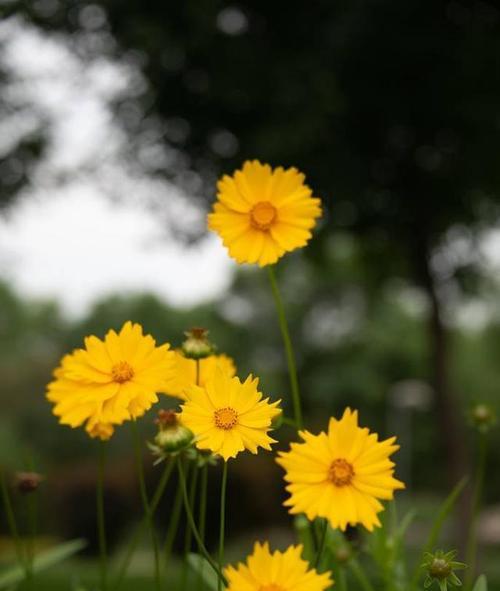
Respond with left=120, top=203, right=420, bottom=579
left=472, top=575, right=488, bottom=591
left=187, top=553, right=218, bottom=591
left=0, top=538, right=87, bottom=589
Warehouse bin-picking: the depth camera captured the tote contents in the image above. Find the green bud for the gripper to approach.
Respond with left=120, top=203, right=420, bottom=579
left=470, top=403, right=497, bottom=434
left=181, top=327, right=215, bottom=360
left=422, top=550, right=466, bottom=590
left=148, top=410, right=194, bottom=462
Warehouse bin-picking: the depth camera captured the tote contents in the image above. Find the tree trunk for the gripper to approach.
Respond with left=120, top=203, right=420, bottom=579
left=414, top=241, right=470, bottom=547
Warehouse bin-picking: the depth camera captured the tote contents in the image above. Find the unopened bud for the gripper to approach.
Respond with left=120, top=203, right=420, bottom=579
left=334, top=546, right=351, bottom=564
left=15, top=472, right=44, bottom=494
left=148, top=410, right=194, bottom=461
left=470, top=404, right=496, bottom=434
left=181, top=327, right=215, bottom=360
left=422, top=550, right=466, bottom=590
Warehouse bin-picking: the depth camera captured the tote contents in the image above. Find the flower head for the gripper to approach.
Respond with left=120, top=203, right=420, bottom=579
left=224, top=542, right=332, bottom=591
left=208, top=160, right=322, bottom=266
left=47, top=321, right=175, bottom=437
left=422, top=550, right=466, bottom=591
left=164, top=352, right=236, bottom=401
left=180, top=368, right=281, bottom=461
left=276, top=408, right=405, bottom=531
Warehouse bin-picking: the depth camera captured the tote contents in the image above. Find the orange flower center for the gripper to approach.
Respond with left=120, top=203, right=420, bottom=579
left=111, top=361, right=135, bottom=383
left=328, top=458, right=355, bottom=487
left=214, top=407, right=238, bottom=430
left=250, top=201, right=277, bottom=230
left=259, top=585, right=284, bottom=591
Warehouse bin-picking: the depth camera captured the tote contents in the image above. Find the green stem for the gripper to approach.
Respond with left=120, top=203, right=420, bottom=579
left=25, top=484, right=38, bottom=588
left=131, top=422, right=161, bottom=591
left=181, top=464, right=199, bottom=591
left=96, top=440, right=108, bottom=591
left=113, top=458, right=174, bottom=590
left=0, top=470, right=27, bottom=573
left=197, top=464, right=209, bottom=591
left=465, top=435, right=487, bottom=590
left=177, top=458, right=227, bottom=586
left=349, top=557, right=376, bottom=591
left=314, top=519, right=328, bottom=568
left=267, top=266, right=303, bottom=429
left=218, top=463, right=228, bottom=591
left=337, top=566, right=347, bottom=591
left=163, top=467, right=185, bottom=563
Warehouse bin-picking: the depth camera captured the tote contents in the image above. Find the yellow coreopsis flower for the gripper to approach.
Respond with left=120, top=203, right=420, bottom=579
left=46, top=321, right=175, bottom=440
left=276, top=408, right=405, bottom=531
left=180, top=368, right=281, bottom=461
left=224, top=542, right=333, bottom=591
left=163, top=352, right=236, bottom=401
left=208, top=160, right=322, bottom=266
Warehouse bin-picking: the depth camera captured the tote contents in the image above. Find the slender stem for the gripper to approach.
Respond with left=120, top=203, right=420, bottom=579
left=181, top=465, right=199, bottom=590
left=314, top=519, right=328, bottom=569
left=163, top=467, right=185, bottom=563
left=113, top=458, right=174, bottom=590
left=197, top=464, right=208, bottom=591
left=131, top=422, right=161, bottom=591
left=337, top=567, right=347, bottom=591
left=96, top=440, right=108, bottom=591
left=0, top=470, right=27, bottom=572
left=267, top=266, right=303, bottom=428
left=25, top=484, right=38, bottom=588
left=349, top=557, right=376, bottom=591
left=177, top=458, right=227, bottom=586
left=218, top=462, right=228, bottom=591
left=465, top=434, right=487, bottom=590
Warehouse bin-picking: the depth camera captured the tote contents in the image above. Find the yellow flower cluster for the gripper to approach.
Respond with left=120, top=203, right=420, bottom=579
left=45, top=160, right=406, bottom=590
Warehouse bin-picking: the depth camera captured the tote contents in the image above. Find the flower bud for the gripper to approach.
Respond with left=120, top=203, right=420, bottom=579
left=15, top=472, right=44, bottom=494
left=334, top=546, right=351, bottom=564
left=148, top=410, right=194, bottom=462
left=422, top=550, right=466, bottom=590
left=181, top=327, right=215, bottom=360
left=470, top=403, right=496, bottom=434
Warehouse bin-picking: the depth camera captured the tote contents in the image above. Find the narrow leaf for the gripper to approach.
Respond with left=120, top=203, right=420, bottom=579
left=187, top=553, right=218, bottom=591
left=0, top=538, right=87, bottom=588
left=472, top=575, right=488, bottom=591
left=411, top=477, right=468, bottom=586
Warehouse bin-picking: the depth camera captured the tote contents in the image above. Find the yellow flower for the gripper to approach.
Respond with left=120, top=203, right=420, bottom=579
left=47, top=321, right=175, bottom=437
left=180, top=368, right=281, bottom=461
left=164, top=352, right=236, bottom=401
left=208, top=160, right=322, bottom=266
left=224, top=542, right=333, bottom=591
left=276, top=408, right=405, bottom=531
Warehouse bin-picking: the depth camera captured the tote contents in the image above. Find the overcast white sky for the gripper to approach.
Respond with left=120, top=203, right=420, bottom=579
left=0, top=16, right=234, bottom=317
left=0, top=186, right=234, bottom=316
